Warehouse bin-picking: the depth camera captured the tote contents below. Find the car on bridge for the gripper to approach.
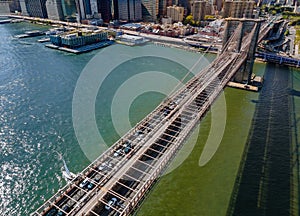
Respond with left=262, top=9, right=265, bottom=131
left=79, top=178, right=89, bottom=188
left=98, top=161, right=113, bottom=174
left=57, top=205, right=70, bottom=216
left=105, top=197, right=117, bottom=210
left=123, top=141, right=132, bottom=154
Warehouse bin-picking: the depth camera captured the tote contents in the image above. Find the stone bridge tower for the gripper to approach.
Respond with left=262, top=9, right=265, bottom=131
left=221, top=18, right=263, bottom=84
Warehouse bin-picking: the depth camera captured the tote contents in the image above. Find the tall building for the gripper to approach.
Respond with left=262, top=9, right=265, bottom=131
left=223, top=0, right=255, bottom=18
left=0, top=1, right=10, bottom=14
left=111, top=0, right=117, bottom=19
left=25, top=0, right=48, bottom=18
left=118, top=0, right=128, bottom=20
left=90, top=0, right=98, bottom=15
left=178, top=0, right=190, bottom=14
left=75, top=0, right=92, bottom=20
left=167, top=5, right=184, bottom=22
left=214, top=0, right=222, bottom=11
left=19, top=0, right=29, bottom=15
left=118, top=0, right=142, bottom=21
left=141, top=0, right=158, bottom=21
left=158, top=0, right=167, bottom=17
left=98, top=0, right=112, bottom=22
left=61, top=0, right=77, bottom=19
left=9, top=0, right=21, bottom=12
left=191, top=0, right=206, bottom=21
left=46, top=0, right=64, bottom=20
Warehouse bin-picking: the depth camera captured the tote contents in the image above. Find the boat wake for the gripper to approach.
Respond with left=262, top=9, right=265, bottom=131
left=55, top=151, right=77, bottom=183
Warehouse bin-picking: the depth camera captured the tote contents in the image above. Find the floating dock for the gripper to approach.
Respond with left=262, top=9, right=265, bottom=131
left=15, top=30, right=44, bottom=39
left=0, top=19, right=12, bottom=24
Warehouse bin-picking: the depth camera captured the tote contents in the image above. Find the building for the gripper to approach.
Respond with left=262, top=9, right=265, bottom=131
left=285, top=0, right=293, bottom=6
left=141, top=0, right=158, bottom=21
left=90, top=0, right=98, bottom=15
left=178, top=0, right=190, bottom=14
left=116, top=34, right=148, bottom=45
left=9, top=0, right=21, bottom=13
left=214, top=0, right=222, bottom=12
left=167, top=5, right=184, bottom=22
left=61, top=0, right=77, bottom=20
left=118, top=0, right=142, bottom=21
left=118, top=0, right=128, bottom=20
left=98, top=0, right=112, bottom=22
left=130, top=0, right=142, bottom=20
left=223, top=0, right=255, bottom=18
left=19, top=0, right=29, bottom=15
left=0, top=1, right=10, bottom=15
left=76, top=0, right=91, bottom=20
left=24, top=0, right=48, bottom=18
left=276, top=0, right=285, bottom=5
left=161, top=16, right=172, bottom=24
left=46, top=0, right=64, bottom=20
left=191, top=0, right=208, bottom=21
left=50, top=31, right=108, bottom=48
left=158, top=0, right=167, bottom=17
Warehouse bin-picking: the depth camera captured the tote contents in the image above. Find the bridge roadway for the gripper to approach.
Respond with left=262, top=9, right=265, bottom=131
left=33, top=20, right=272, bottom=216
left=255, top=52, right=300, bottom=67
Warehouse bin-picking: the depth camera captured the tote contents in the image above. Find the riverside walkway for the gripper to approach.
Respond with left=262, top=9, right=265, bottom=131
left=32, top=18, right=273, bottom=216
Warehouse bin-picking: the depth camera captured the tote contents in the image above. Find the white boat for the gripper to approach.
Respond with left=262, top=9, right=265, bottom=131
left=61, top=159, right=77, bottom=182
left=55, top=151, right=77, bottom=182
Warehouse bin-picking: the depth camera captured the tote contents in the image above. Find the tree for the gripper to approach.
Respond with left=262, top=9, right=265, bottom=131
left=204, top=15, right=215, bottom=20
left=184, top=15, right=195, bottom=26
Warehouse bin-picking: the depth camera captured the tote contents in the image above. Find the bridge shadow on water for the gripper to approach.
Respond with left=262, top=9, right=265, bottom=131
left=227, top=63, right=292, bottom=216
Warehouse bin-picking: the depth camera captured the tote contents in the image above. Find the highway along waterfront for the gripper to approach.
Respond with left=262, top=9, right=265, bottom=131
left=0, top=21, right=299, bottom=215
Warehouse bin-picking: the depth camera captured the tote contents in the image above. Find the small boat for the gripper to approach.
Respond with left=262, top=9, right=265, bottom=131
left=37, top=37, right=50, bottom=43
left=55, top=151, right=77, bottom=182
left=61, top=158, right=77, bottom=182
left=24, top=30, right=44, bottom=37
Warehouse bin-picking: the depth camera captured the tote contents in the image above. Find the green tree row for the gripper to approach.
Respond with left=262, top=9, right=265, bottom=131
left=183, top=15, right=216, bottom=26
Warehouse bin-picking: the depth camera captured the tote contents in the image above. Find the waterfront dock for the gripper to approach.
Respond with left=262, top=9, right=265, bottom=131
left=15, top=30, right=44, bottom=39
left=227, top=82, right=259, bottom=92
left=0, top=19, right=12, bottom=24
left=45, top=40, right=114, bottom=54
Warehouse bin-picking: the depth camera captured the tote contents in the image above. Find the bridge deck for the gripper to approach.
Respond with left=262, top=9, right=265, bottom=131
left=33, top=19, right=273, bottom=216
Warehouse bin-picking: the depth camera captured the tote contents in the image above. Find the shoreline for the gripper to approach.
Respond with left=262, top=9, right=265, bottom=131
left=6, top=14, right=220, bottom=55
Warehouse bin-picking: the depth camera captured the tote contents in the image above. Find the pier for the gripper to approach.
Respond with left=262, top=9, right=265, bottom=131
left=0, top=19, right=12, bottom=24
left=32, top=18, right=274, bottom=216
